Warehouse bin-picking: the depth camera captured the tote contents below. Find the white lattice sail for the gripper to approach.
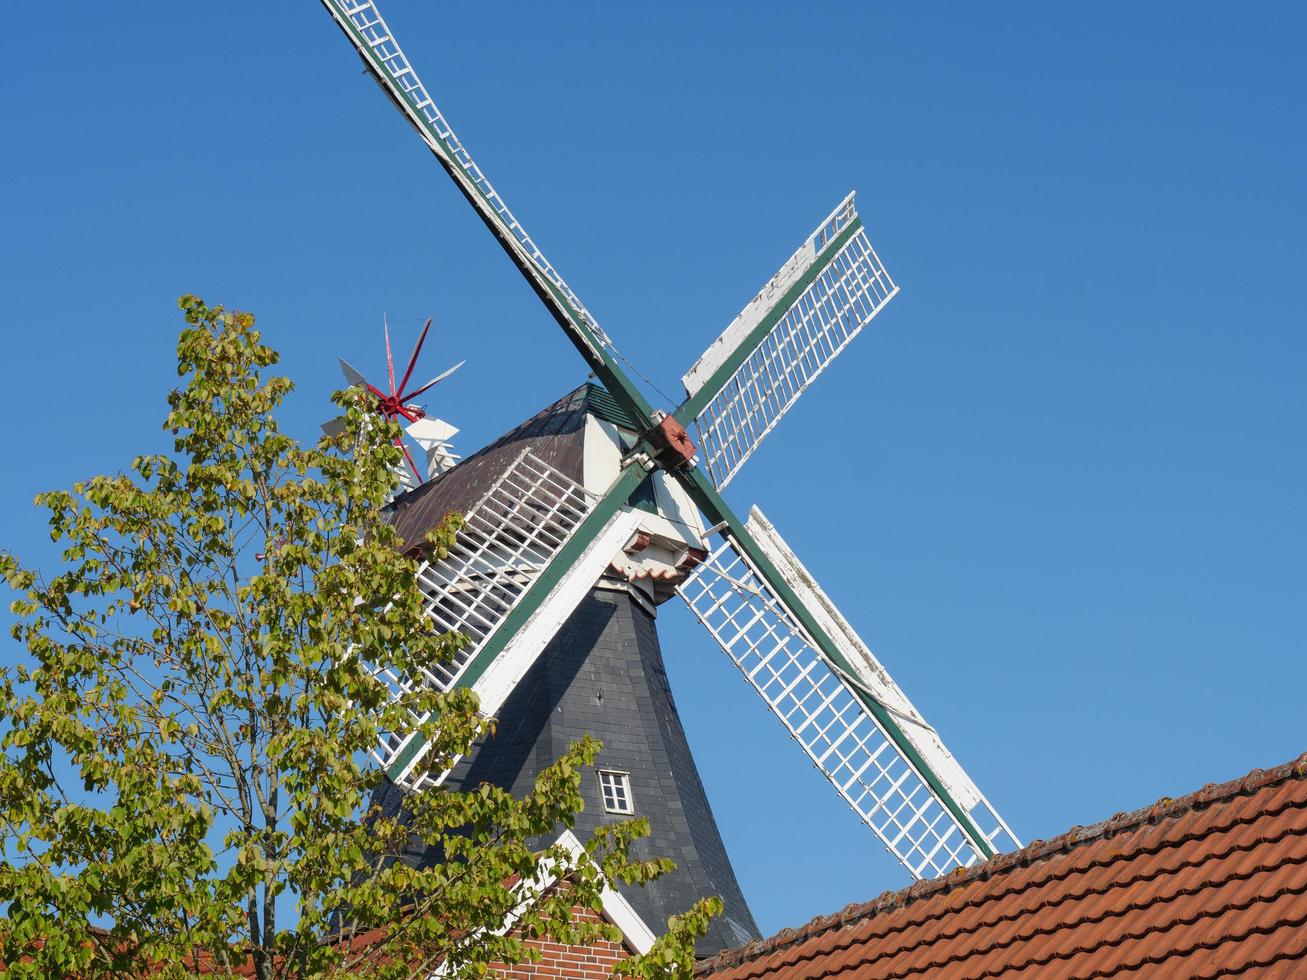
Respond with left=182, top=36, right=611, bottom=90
left=677, top=508, right=1019, bottom=879
left=319, top=0, right=612, bottom=356
left=369, top=449, right=595, bottom=783
left=683, top=194, right=899, bottom=489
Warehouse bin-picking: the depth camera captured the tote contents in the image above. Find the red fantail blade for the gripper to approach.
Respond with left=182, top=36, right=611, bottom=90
left=403, top=360, right=465, bottom=402
left=396, top=318, right=433, bottom=398
left=397, top=436, right=422, bottom=484
left=383, top=315, right=397, bottom=396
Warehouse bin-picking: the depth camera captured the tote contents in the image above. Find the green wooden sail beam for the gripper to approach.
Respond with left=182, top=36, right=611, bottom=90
left=675, top=193, right=900, bottom=490
left=317, top=0, right=657, bottom=433
left=672, top=465, right=998, bottom=861
left=675, top=218, right=863, bottom=426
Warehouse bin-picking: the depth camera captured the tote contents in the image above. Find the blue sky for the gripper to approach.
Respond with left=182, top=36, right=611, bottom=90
left=2, top=3, right=1304, bottom=938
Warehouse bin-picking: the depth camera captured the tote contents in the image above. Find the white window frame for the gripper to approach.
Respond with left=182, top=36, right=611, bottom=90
left=597, top=769, right=634, bottom=815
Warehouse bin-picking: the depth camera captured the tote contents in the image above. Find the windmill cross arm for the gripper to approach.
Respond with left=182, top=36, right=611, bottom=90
left=673, top=463, right=1018, bottom=874
left=675, top=195, right=863, bottom=420
left=673, top=193, right=899, bottom=489
left=317, top=0, right=657, bottom=432
left=743, top=506, right=985, bottom=812
left=679, top=194, right=859, bottom=412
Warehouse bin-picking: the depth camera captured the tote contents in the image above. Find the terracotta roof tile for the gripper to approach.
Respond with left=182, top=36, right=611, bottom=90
left=699, top=753, right=1307, bottom=980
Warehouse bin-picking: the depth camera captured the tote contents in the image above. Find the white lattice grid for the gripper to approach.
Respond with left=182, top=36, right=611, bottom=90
left=325, top=1, right=612, bottom=351
left=695, top=229, right=898, bottom=489
left=369, top=449, right=595, bottom=776
left=678, top=540, right=1014, bottom=879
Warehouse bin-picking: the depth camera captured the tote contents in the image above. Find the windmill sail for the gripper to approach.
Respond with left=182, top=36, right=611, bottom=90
left=370, top=449, right=642, bottom=787
left=318, top=0, right=613, bottom=362
left=677, top=507, right=1018, bottom=879
left=680, top=194, right=898, bottom=489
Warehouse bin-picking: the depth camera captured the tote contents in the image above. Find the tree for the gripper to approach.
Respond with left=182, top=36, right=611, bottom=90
left=0, top=297, right=717, bottom=978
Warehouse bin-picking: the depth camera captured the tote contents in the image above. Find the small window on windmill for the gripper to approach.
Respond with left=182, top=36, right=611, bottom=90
left=597, top=770, right=634, bottom=815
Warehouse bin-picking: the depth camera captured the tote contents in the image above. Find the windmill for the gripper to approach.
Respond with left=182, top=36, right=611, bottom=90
left=318, top=0, right=1020, bottom=952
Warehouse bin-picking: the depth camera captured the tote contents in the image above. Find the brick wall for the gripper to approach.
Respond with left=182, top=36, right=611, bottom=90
left=489, top=903, right=632, bottom=979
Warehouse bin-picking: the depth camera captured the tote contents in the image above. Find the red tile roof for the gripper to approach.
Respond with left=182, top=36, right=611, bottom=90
left=699, top=753, right=1307, bottom=979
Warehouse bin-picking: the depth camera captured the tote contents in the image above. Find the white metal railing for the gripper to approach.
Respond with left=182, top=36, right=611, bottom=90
left=325, top=1, right=612, bottom=352
left=693, top=227, right=898, bottom=489
left=368, top=449, right=595, bottom=783
left=678, top=537, right=1017, bottom=878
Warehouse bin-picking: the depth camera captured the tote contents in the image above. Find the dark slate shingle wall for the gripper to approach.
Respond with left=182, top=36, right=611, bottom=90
left=437, top=588, right=760, bottom=955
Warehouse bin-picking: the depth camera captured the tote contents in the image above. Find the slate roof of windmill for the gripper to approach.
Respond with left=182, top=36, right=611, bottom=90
left=387, top=382, right=634, bottom=553
left=697, top=752, right=1307, bottom=979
